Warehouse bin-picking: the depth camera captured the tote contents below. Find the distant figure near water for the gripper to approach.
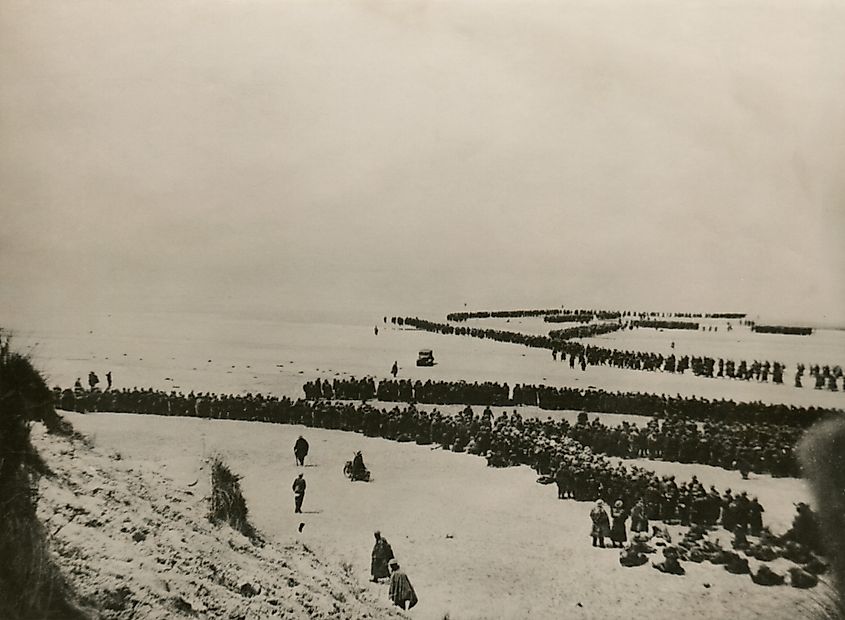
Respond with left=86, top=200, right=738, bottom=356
left=294, top=435, right=309, bottom=466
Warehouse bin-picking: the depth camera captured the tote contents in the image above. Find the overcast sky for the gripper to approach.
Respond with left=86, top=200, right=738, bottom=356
left=2, top=0, right=844, bottom=326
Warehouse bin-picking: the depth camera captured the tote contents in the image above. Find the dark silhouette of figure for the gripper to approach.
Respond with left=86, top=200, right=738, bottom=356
left=292, top=473, right=306, bottom=513
left=391, top=361, right=398, bottom=378
left=590, top=500, right=611, bottom=547
left=106, top=371, right=112, bottom=390
left=294, top=435, right=309, bottom=466
left=388, top=559, right=418, bottom=610
left=371, top=531, right=394, bottom=582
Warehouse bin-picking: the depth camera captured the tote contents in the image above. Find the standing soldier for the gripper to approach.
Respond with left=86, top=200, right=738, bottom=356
left=294, top=435, right=309, bottom=466
left=388, top=559, right=418, bottom=610
left=590, top=500, right=611, bottom=547
left=292, top=473, right=306, bottom=514
left=371, top=531, right=395, bottom=583
left=391, top=361, right=398, bottom=378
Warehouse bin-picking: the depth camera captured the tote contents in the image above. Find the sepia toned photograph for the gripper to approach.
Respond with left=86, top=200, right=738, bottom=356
left=1, top=1, right=844, bottom=618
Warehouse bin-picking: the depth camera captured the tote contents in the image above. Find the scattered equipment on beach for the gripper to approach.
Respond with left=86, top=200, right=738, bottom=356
left=416, top=349, right=435, bottom=367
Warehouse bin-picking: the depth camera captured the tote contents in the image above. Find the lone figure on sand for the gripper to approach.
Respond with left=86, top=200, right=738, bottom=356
left=590, top=499, right=611, bottom=548
left=371, top=531, right=394, bottom=582
left=294, top=435, right=309, bottom=466
left=391, top=361, right=398, bottom=378
left=292, top=473, right=306, bottom=514
left=388, top=559, right=418, bottom=610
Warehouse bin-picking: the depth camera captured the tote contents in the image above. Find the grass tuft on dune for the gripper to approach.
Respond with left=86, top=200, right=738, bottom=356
left=208, top=455, right=261, bottom=542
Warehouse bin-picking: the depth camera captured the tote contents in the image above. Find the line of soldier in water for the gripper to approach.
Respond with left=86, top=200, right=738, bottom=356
left=445, top=308, right=745, bottom=322
left=395, top=316, right=842, bottom=390
left=302, top=377, right=841, bottom=429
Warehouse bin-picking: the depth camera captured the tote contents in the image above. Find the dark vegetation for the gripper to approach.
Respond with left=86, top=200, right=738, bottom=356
left=0, top=335, right=88, bottom=620
left=208, top=456, right=261, bottom=542
left=800, top=420, right=845, bottom=614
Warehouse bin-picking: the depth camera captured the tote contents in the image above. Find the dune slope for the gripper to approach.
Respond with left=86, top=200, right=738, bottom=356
left=31, top=423, right=404, bottom=620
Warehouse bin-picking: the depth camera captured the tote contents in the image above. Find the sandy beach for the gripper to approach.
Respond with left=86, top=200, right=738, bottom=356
left=59, top=411, right=825, bottom=620
left=10, top=312, right=845, bottom=410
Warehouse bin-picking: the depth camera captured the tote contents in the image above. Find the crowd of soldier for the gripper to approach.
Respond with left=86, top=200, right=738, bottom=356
left=54, top=383, right=771, bottom=541
left=304, top=378, right=801, bottom=477
left=306, top=377, right=840, bottom=430
left=568, top=415, right=799, bottom=477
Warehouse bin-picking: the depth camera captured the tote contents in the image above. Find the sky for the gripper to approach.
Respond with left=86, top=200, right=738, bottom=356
left=1, top=0, right=844, bottom=327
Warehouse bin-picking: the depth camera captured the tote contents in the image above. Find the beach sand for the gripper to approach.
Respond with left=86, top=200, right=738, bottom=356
left=10, top=313, right=845, bottom=409
left=62, top=411, right=824, bottom=620
left=10, top=311, right=841, bottom=618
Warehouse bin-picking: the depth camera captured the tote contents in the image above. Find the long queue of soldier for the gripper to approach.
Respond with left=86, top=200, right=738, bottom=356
left=303, top=377, right=842, bottom=428
left=55, top=383, right=773, bottom=537
left=393, top=316, right=842, bottom=391
left=445, top=308, right=746, bottom=322
left=304, top=378, right=801, bottom=477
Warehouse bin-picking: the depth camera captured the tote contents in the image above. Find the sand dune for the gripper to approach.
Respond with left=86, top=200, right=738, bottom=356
left=32, top=422, right=404, bottom=620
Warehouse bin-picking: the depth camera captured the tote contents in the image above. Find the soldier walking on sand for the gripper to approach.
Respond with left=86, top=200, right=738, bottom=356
left=292, top=473, right=306, bottom=514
